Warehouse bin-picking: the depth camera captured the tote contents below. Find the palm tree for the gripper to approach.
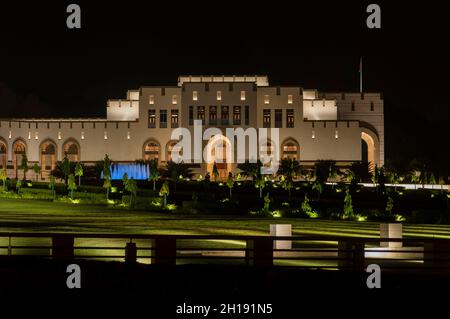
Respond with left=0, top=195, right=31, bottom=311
left=226, top=172, right=234, bottom=198
left=16, top=179, right=22, bottom=194
left=410, top=169, right=421, bottom=190
left=343, top=188, right=354, bottom=219
left=149, top=159, right=160, bottom=191
left=255, top=173, right=266, bottom=199
left=60, top=155, right=71, bottom=184
left=212, top=162, right=219, bottom=182
left=312, top=179, right=324, bottom=200
left=159, top=180, right=170, bottom=208
left=124, top=178, right=138, bottom=208
left=48, top=175, right=56, bottom=199
left=237, top=160, right=262, bottom=184
left=33, top=163, right=40, bottom=182
left=328, top=162, right=339, bottom=189
left=67, top=174, right=77, bottom=199
left=75, top=162, right=84, bottom=186
left=371, top=165, right=379, bottom=188
left=0, top=168, right=7, bottom=191
left=300, top=168, right=314, bottom=184
left=278, top=158, right=299, bottom=200
left=20, top=154, right=29, bottom=180
left=388, top=171, right=399, bottom=192
left=314, top=160, right=336, bottom=185
left=429, top=173, right=437, bottom=185
left=344, top=162, right=370, bottom=188
left=439, top=176, right=446, bottom=194
left=280, top=175, right=294, bottom=200
left=163, top=161, right=192, bottom=193
left=102, top=154, right=112, bottom=200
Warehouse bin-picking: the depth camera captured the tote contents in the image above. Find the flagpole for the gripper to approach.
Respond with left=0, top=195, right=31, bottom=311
left=360, top=57, right=363, bottom=93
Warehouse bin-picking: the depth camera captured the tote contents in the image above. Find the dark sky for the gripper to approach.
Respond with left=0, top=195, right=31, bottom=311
left=0, top=1, right=449, bottom=174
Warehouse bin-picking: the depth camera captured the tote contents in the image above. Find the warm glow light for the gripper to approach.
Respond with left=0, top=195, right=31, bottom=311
left=172, top=95, right=177, bottom=104
left=264, top=94, right=270, bottom=104
left=335, top=130, right=339, bottom=139
left=35, top=132, right=39, bottom=140
left=104, top=132, right=108, bottom=140
left=28, top=132, right=31, bottom=139
left=81, top=132, right=85, bottom=140
left=58, top=132, right=62, bottom=140
left=127, top=132, right=131, bottom=140
left=192, top=91, right=198, bottom=101
left=149, top=95, right=154, bottom=105
left=240, top=91, right=246, bottom=101
left=287, top=94, right=293, bottom=104
left=8, top=131, right=12, bottom=139
left=312, top=130, right=315, bottom=139
left=216, top=91, right=222, bottom=101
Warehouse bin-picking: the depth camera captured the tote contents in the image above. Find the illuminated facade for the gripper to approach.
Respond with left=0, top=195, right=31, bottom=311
left=0, top=75, right=384, bottom=180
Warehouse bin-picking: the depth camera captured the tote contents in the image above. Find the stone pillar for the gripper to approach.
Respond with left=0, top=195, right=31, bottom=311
left=52, top=235, right=74, bottom=259
left=125, top=242, right=137, bottom=264
left=151, top=237, right=177, bottom=265
left=380, top=223, right=402, bottom=248
left=270, top=224, right=292, bottom=250
left=246, top=238, right=273, bottom=267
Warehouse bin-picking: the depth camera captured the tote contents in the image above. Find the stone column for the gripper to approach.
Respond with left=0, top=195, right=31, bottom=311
left=270, top=224, right=292, bottom=250
left=380, top=223, right=402, bottom=248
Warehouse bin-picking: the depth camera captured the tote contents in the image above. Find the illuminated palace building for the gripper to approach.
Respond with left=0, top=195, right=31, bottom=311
left=0, top=76, right=383, bottom=180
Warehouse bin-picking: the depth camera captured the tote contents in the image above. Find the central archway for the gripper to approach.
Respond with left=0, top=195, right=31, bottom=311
left=205, top=135, right=232, bottom=181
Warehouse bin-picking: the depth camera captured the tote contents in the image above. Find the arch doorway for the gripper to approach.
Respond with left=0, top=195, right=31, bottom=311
left=63, top=139, right=80, bottom=162
left=166, top=140, right=182, bottom=163
left=143, top=139, right=160, bottom=162
left=40, top=140, right=57, bottom=180
left=281, top=138, right=300, bottom=160
left=205, top=135, right=232, bottom=181
left=361, top=130, right=378, bottom=171
left=0, top=138, right=7, bottom=170
left=13, top=139, right=26, bottom=179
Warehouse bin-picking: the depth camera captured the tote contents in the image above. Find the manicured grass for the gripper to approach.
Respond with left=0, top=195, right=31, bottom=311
left=0, top=198, right=450, bottom=239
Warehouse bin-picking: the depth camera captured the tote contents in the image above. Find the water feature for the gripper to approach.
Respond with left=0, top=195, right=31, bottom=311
left=101, top=163, right=151, bottom=180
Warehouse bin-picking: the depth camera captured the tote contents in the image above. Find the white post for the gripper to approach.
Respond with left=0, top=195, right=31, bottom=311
left=270, top=224, right=292, bottom=250
left=380, top=223, right=402, bottom=248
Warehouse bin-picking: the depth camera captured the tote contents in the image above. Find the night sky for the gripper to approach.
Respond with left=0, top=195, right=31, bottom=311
left=0, top=1, right=449, bottom=175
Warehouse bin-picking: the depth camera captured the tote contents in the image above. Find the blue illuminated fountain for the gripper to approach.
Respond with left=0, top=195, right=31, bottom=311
left=101, top=163, right=151, bottom=180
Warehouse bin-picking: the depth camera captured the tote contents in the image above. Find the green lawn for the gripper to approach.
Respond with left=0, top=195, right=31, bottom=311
left=1, top=198, right=449, bottom=267
left=0, top=198, right=450, bottom=239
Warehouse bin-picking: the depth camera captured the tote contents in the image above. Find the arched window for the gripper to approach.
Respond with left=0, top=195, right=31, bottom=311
left=166, top=141, right=182, bottom=162
left=0, top=139, right=7, bottom=170
left=282, top=138, right=300, bottom=160
left=143, top=140, right=160, bottom=161
left=40, top=140, right=57, bottom=179
left=63, top=139, right=80, bottom=162
left=13, top=139, right=27, bottom=179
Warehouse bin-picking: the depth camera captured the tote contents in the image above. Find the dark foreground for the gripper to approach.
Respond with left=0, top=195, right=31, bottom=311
left=1, top=258, right=450, bottom=317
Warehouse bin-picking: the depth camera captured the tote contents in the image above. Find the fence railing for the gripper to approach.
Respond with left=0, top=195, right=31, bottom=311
left=1, top=233, right=450, bottom=273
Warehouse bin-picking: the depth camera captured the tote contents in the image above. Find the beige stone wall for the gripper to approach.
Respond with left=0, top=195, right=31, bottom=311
left=0, top=76, right=384, bottom=179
